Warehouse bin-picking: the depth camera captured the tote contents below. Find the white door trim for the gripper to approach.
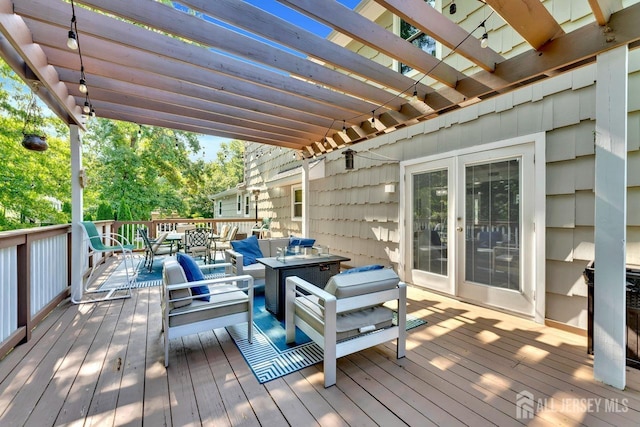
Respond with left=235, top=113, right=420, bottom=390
left=400, top=132, right=546, bottom=323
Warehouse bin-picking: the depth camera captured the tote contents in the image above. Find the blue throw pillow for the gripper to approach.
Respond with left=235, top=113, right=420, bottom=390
left=340, top=264, right=385, bottom=274
left=230, top=235, right=264, bottom=266
left=289, top=237, right=316, bottom=247
left=176, top=252, right=209, bottom=301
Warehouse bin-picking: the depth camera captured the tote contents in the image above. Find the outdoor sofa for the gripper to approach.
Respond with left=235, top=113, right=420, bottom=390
left=224, top=236, right=314, bottom=291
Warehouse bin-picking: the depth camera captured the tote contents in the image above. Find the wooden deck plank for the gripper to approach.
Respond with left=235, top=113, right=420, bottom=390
left=0, top=303, right=96, bottom=425
left=282, top=370, right=350, bottom=427
left=0, top=299, right=68, bottom=384
left=357, top=348, right=522, bottom=427
left=338, top=355, right=439, bottom=427
left=83, top=290, right=137, bottom=427
left=405, top=297, right=636, bottom=426
left=263, top=377, right=320, bottom=426
left=166, top=337, right=202, bottom=426
left=214, top=327, right=290, bottom=426
left=53, top=300, right=125, bottom=426
left=113, top=287, right=151, bottom=426
left=20, top=301, right=111, bottom=427
left=2, top=282, right=640, bottom=426
left=181, top=332, right=232, bottom=426
left=142, top=287, right=173, bottom=427
left=413, top=295, right=640, bottom=413
left=200, top=330, right=261, bottom=426
left=297, top=365, right=379, bottom=427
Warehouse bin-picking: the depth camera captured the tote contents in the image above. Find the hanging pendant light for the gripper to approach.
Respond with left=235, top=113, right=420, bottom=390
left=21, top=85, right=48, bottom=151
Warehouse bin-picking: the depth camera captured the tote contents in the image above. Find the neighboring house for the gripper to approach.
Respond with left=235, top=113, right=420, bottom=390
left=241, top=0, right=640, bottom=334
left=210, top=185, right=254, bottom=220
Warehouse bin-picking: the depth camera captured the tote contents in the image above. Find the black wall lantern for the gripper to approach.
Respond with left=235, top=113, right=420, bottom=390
left=344, top=148, right=355, bottom=170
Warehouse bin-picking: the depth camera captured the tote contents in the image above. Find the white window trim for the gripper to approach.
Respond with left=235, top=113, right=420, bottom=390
left=236, top=194, right=242, bottom=214
left=217, top=200, right=222, bottom=217
left=291, top=185, right=303, bottom=222
left=244, top=194, right=250, bottom=217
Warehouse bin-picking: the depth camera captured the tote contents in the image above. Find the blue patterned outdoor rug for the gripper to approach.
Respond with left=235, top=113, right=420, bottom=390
left=226, top=295, right=427, bottom=384
left=99, top=256, right=223, bottom=290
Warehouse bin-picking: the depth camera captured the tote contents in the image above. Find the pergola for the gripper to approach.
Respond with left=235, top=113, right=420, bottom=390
left=0, top=0, right=637, bottom=156
left=2, top=0, right=640, bottom=390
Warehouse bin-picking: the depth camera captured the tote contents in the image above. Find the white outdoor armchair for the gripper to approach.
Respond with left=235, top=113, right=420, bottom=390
left=162, top=258, right=254, bottom=367
left=285, top=268, right=406, bottom=387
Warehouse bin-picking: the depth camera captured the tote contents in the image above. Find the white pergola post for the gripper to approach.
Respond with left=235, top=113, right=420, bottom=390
left=70, top=125, right=84, bottom=303
left=593, top=45, right=628, bottom=390
left=301, top=159, right=310, bottom=237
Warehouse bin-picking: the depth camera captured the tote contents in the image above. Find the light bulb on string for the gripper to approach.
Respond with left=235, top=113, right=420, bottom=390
left=83, top=94, right=90, bottom=114
left=67, top=30, right=78, bottom=50
left=78, top=78, right=87, bottom=94
left=480, top=22, right=489, bottom=48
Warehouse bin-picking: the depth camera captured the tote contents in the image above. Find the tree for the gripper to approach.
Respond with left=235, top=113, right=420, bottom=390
left=0, top=59, right=71, bottom=230
left=82, top=119, right=206, bottom=220
left=96, top=202, right=114, bottom=220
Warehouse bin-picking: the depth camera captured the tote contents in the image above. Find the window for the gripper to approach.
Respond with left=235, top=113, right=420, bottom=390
left=292, top=186, right=303, bottom=220
left=245, top=194, right=250, bottom=216
left=399, top=0, right=436, bottom=75
left=237, top=194, right=242, bottom=214
left=217, top=201, right=222, bottom=217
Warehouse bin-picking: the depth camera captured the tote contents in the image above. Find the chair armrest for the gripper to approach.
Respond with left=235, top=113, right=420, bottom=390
left=224, top=249, right=244, bottom=273
left=166, top=274, right=254, bottom=298
left=83, top=234, right=131, bottom=252
left=200, top=262, right=232, bottom=275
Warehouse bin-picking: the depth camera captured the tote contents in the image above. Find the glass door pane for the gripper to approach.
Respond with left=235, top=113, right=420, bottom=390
left=465, top=159, right=520, bottom=290
left=412, top=169, right=448, bottom=276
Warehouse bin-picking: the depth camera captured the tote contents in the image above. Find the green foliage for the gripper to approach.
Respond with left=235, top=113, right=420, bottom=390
left=96, top=202, right=114, bottom=220
left=117, top=198, right=133, bottom=221
left=0, top=59, right=71, bottom=231
left=0, top=57, right=246, bottom=231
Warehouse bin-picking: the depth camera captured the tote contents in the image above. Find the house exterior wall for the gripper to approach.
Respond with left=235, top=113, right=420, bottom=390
left=242, top=3, right=640, bottom=330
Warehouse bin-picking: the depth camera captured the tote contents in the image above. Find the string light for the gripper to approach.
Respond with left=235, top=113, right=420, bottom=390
left=83, top=94, right=91, bottom=114
left=67, top=12, right=78, bottom=50
left=480, top=22, right=489, bottom=48
left=317, top=10, right=496, bottom=160
left=67, top=0, right=96, bottom=119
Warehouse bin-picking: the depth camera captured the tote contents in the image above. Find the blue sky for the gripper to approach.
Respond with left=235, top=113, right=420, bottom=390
left=192, top=0, right=362, bottom=161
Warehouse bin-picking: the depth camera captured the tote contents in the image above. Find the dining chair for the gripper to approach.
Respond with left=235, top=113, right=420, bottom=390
left=183, top=228, right=212, bottom=264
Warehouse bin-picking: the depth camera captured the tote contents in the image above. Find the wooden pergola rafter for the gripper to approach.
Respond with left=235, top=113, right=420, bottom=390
left=0, top=0, right=638, bottom=157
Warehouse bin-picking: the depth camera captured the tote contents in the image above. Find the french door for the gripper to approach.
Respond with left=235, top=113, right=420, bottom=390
left=405, top=143, right=536, bottom=317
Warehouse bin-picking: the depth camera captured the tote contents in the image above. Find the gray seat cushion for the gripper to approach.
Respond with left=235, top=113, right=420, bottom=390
left=296, top=295, right=393, bottom=341
left=168, top=285, right=249, bottom=327
left=324, top=268, right=399, bottom=299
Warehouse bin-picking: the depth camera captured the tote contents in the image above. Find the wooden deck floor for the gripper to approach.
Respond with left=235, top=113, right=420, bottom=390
left=1, top=283, right=640, bottom=426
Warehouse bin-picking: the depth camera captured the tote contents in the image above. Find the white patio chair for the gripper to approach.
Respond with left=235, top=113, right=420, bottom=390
left=285, top=268, right=406, bottom=387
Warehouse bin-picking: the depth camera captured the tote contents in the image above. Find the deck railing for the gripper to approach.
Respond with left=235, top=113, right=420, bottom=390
left=0, top=224, right=71, bottom=358
left=0, top=217, right=259, bottom=358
